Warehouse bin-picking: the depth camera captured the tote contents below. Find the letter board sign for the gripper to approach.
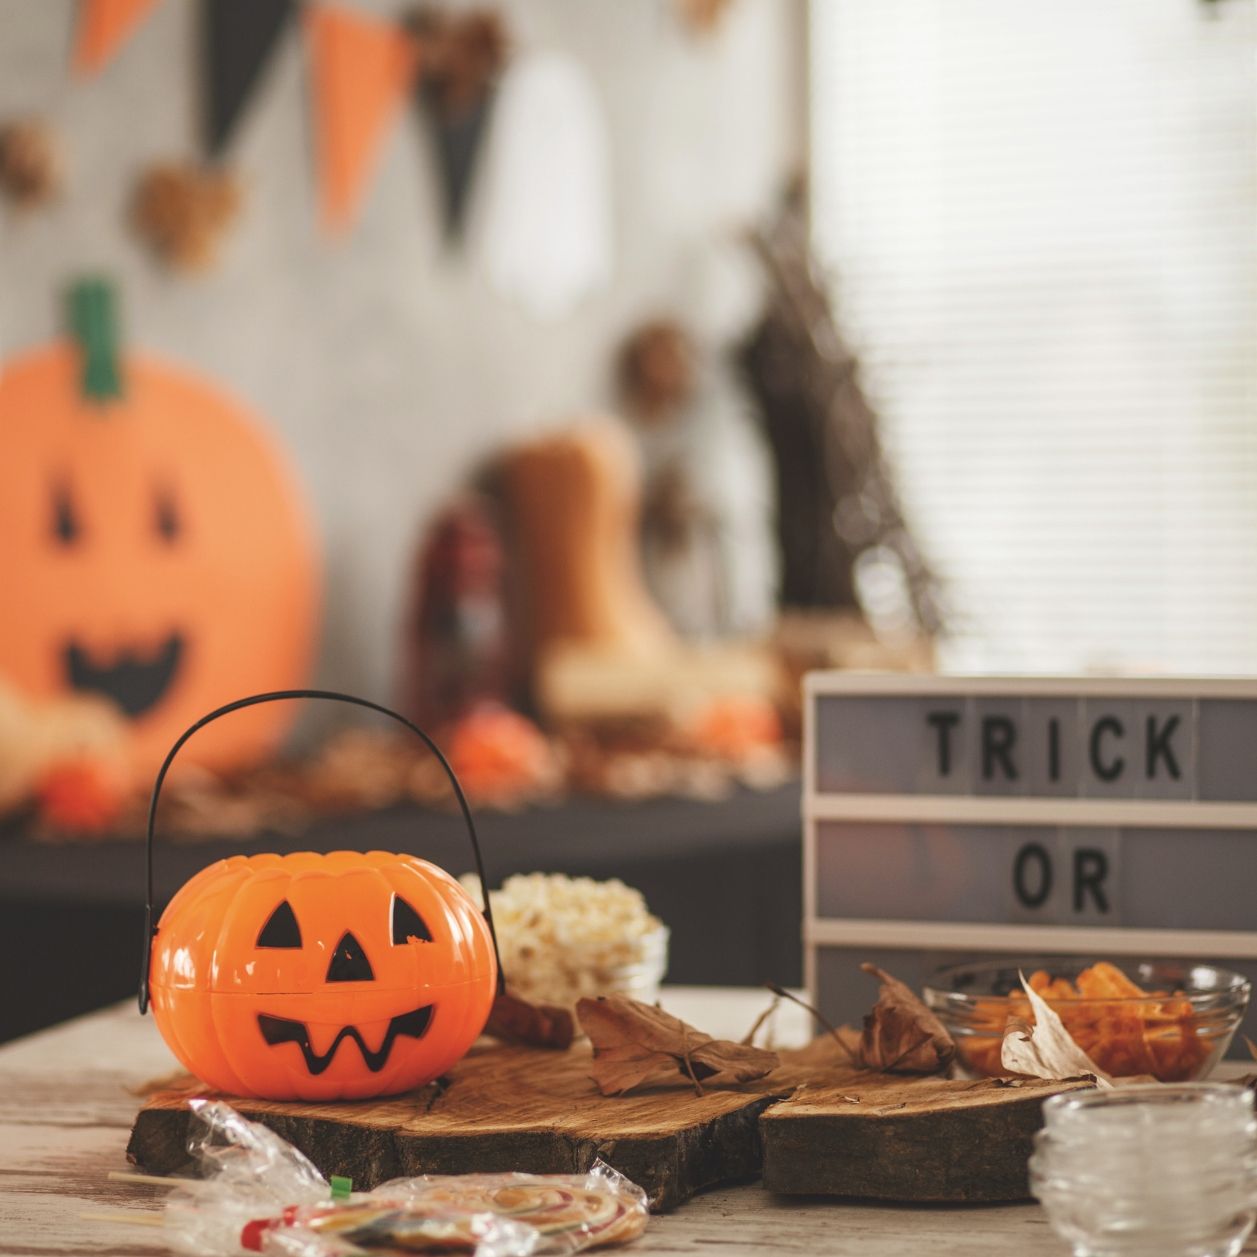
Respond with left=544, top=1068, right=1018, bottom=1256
left=803, top=675, right=1257, bottom=1044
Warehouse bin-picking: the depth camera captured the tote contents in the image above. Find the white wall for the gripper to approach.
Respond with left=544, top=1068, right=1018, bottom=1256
left=0, top=0, right=805, bottom=700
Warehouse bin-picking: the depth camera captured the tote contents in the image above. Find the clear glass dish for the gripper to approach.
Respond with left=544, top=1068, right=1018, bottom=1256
left=1031, top=1083, right=1257, bottom=1257
left=922, top=958, right=1250, bottom=1081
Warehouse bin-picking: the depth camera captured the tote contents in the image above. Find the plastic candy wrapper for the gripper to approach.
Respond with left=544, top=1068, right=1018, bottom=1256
left=156, top=1101, right=648, bottom=1256
left=188, top=1098, right=328, bottom=1200
left=360, top=1162, right=649, bottom=1253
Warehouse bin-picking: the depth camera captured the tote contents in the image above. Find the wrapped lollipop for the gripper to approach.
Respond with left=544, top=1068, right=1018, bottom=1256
left=96, top=1101, right=648, bottom=1256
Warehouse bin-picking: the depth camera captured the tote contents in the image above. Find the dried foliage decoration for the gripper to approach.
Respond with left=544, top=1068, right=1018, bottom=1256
left=1001, top=973, right=1112, bottom=1086
left=408, top=7, right=510, bottom=116
left=131, top=162, right=242, bottom=272
left=740, top=181, right=945, bottom=634
left=484, top=989, right=575, bottom=1050
left=618, top=319, right=694, bottom=423
left=858, top=963, right=956, bottom=1074
left=0, top=119, right=63, bottom=209
left=676, top=0, right=735, bottom=35
left=577, top=994, right=779, bottom=1097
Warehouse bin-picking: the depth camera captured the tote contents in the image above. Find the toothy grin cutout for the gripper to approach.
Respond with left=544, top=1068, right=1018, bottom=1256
left=256, top=1005, right=434, bottom=1075
left=63, top=632, right=184, bottom=717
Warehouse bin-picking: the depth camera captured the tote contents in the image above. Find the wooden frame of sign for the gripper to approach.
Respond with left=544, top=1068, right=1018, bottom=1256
left=802, top=674, right=1257, bottom=1036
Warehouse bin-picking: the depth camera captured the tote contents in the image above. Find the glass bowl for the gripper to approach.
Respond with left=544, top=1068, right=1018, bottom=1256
left=1030, top=1084, right=1257, bottom=1257
left=922, top=958, right=1250, bottom=1082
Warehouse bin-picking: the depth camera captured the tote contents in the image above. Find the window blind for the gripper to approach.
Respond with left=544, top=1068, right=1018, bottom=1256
left=809, top=0, right=1257, bottom=674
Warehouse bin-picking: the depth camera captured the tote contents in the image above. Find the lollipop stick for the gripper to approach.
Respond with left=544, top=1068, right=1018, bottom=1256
left=81, top=1210, right=164, bottom=1227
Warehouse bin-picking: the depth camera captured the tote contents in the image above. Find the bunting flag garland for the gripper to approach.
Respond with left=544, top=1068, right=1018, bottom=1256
left=422, top=87, right=494, bottom=241
left=73, top=0, right=164, bottom=77
left=58, top=0, right=614, bottom=304
left=202, top=0, right=295, bottom=157
left=410, top=10, right=509, bottom=241
left=305, top=4, right=420, bottom=234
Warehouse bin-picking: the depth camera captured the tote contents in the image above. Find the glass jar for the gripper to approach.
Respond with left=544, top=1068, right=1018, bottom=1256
left=1030, top=1084, right=1257, bottom=1257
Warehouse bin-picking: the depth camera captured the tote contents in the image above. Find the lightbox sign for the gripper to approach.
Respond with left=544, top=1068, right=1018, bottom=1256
left=802, top=676, right=1257, bottom=1031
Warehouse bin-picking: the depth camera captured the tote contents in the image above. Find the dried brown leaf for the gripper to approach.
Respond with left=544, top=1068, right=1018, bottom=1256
left=1000, top=973, right=1112, bottom=1087
left=858, top=963, right=956, bottom=1074
left=576, top=994, right=779, bottom=1097
left=484, top=989, right=574, bottom=1049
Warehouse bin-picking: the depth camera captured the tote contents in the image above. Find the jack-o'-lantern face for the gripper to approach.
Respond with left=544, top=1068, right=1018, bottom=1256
left=0, top=344, right=318, bottom=778
left=149, top=851, right=497, bottom=1101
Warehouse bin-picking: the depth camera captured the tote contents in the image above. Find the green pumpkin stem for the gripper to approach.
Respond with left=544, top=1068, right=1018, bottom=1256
left=67, top=277, right=123, bottom=402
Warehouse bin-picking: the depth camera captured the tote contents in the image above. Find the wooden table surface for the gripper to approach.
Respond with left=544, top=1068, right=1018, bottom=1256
left=1, top=986, right=1241, bottom=1257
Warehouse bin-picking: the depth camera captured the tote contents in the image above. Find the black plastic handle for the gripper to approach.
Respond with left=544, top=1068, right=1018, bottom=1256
left=138, top=689, right=503, bottom=1013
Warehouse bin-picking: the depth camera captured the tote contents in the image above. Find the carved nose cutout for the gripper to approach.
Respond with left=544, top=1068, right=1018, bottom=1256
left=326, top=931, right=374, bottom=983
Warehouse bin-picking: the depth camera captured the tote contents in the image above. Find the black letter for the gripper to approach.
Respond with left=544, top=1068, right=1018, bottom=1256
left=927, top=711, right=961, bottom=777
left=1089, top=716, right=1125, bottom=782
left=1145, top=715, right=1181, bottom=780
left=981, top=716, right=1018, bottom=781
left=1013, top=842, right=1053, bottom=909
left=1048, top=717, right=1061, bottom=782
left=1073, top=848, right=1110, bottom=914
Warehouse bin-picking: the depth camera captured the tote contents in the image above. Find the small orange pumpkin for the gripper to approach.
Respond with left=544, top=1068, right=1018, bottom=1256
left=143, top=692, right=500, bottom=1101
left=151, top=851, right=496, bottom=1100
left=0, top=282, right=318, bottom=779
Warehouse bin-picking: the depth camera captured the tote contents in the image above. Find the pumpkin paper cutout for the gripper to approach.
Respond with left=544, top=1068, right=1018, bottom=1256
left=0, top=343, right=319, bottom=779
left=150, top=850, right=497, bottom=1100
left=73, top=0, right=165, bottom=77
left=305, top=4, right=420, bottom=234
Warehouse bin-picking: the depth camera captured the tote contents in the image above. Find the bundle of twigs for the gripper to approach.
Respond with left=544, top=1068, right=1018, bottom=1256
left=739, top=179, right=945, bottom=637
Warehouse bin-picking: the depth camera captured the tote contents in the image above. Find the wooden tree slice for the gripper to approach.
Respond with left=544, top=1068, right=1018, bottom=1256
left=760, top=1070, right=1093, bottom=1203
left=127, top=1042, right=789, bottom=1212
left=128, top=1041, right=1090, bottom=1210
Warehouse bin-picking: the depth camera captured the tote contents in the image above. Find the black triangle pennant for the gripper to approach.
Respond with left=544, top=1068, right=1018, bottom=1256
left=202, top=0, right=295, bottom=158
left=420, top=83, right=496, bottom=243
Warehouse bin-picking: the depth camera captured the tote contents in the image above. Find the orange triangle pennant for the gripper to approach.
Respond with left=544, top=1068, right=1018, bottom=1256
left=73, top=0, right=164, bottom=77
left=305, top=4, right=420, bottom=235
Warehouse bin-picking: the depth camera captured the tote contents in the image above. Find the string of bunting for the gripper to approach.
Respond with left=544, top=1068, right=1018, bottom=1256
left=71, top=0, right=508, bottom=237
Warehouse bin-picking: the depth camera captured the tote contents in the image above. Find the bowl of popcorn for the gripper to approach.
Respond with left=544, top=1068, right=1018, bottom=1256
left=461, top=872, right=669, bottom=1008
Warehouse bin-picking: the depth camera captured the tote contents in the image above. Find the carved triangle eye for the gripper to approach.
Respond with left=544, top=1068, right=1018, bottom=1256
left=258, top=900, right=302, bottom=949
left=52, top=483, right=81, bottom=546
left=155, top=488, right=181, bottom=543
left=391, top=895, right=432, bottom=944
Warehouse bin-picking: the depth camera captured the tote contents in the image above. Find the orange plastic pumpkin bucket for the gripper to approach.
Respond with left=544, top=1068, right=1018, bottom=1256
left=138, top=690, right=501, bottom=1101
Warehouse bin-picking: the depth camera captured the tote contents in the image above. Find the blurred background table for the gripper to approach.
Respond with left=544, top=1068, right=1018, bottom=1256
left=0, top=783, right=802, bottom=1043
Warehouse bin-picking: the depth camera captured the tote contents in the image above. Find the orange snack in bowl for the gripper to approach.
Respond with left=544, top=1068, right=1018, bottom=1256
left=960, top=961, right=1211, bottom=1082
left=1075, top=961, right=1147, bottom=1000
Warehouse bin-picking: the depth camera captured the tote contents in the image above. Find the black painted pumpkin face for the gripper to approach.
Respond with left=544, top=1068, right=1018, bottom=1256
left=149, top=851, right=497, bottom=1100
